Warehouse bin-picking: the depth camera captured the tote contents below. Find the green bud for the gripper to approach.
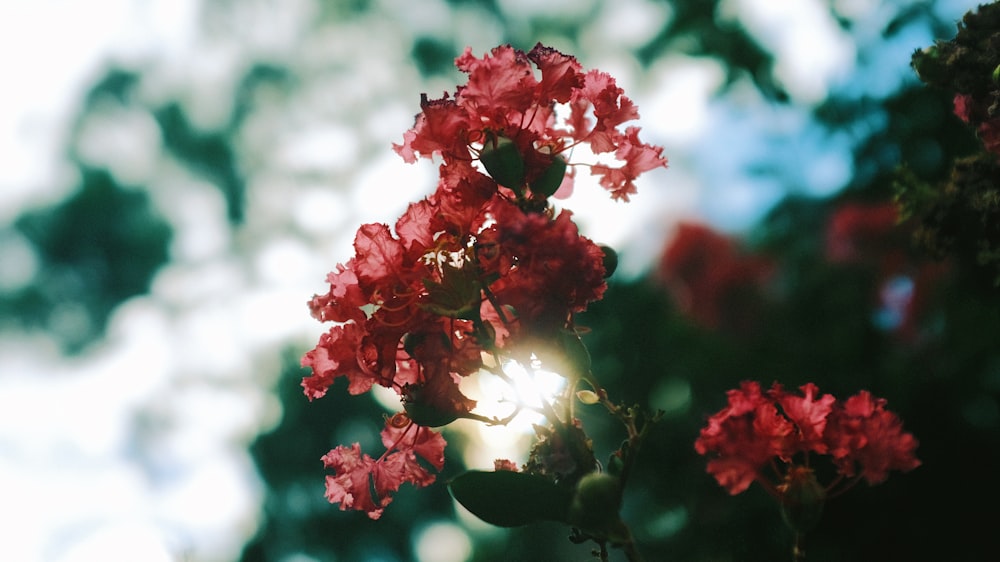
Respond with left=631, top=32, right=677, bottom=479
left=402, top=384, right=460, bottom=427
left=530, top=154, right=568, bottom=197
left=568, top=472, right=625, bottom=539
left=480, top=134, right=525, bottom=193
left=606, top=451, right=625, bottom=477
left=599, top=244, right=618, bottom=278
left=778, top=466, right=826, bottom=534
left=403, top=401, right=459, bottom=428
left=402, top=332, right=424, bottom=358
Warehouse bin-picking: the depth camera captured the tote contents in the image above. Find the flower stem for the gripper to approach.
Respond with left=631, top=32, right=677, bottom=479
left=792, top=532, right=806, bottom=562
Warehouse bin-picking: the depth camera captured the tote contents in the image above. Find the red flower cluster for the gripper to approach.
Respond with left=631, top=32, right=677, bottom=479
left=394, top=44, right=666, bottom=202
left=695, top=381, right=920, bottom=497
left=302, top=44, right=666, bottom=518
left=322, top=414, right=445, bottom=520
left=656, top=222, right=773, bottom=333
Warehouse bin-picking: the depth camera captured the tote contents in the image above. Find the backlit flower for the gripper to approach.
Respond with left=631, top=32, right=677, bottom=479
left=303, top=43, right=666, bottom=518
left=322, top=414, right=446, bottom=520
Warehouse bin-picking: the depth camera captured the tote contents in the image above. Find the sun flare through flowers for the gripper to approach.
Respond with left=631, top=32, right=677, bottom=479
left=301, top=43, right=666, bottom=519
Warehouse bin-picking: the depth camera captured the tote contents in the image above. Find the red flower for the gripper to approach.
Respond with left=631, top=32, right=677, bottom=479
left=824, top=391, right=921, bottom=484
left=300, top=321, right=371, bottom=399
left=977, top=120, right=1000, bottom=155
left=694, top=381, right=794, bottom=494
left=953, top=93, right=973, bottom=123
left=392, top=43, right=665, bottom=201
left=476, top=197, right=608, bottom=339
left=304, top=43, right=666, bottom=518
left=494, top=458, right=519, bottom=471
left=696, top=381, right=919, bottom=498
left=769, top=382, right=837, bottom=457
left=591, top=126, right=668, bottom=202
left=657, top=222, right=773, bottom=333
left=322, top=443, right=384, bottom=518
left=948, top=92, right=1000, bottom=157
left=322, top=414, right=446, bottom=520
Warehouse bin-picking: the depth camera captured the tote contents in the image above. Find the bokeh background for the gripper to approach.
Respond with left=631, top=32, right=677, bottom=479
left=1, top=0, right=997, bottom=561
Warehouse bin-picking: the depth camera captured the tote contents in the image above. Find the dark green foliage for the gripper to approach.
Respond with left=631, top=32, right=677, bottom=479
left=450, top=470, right=572, bottom=527
left=637, top=0, right=785, bottom=100
left=154, top=103, right=245, bottom=224
left=7, top=168, right=171, bottom=352
left=239, top=2, right=1000, bottom=559
left=84, top=68, right=141, bottom=106
left=11, top=1, right=998, bottom=560
left=413, top=36, right=458, bottom=76
left=241, top=352, right=458, bottom=562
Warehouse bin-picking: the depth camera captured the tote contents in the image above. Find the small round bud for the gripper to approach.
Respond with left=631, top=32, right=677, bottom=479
left=599, top=244, right=618, bottom=278
left=402, top=384, right=461, bottom=427
left=530, top=154, right=568, bottom=197
left=568, top=472, right=623, bottom=536
left=480, top=134, right=526, bottom=193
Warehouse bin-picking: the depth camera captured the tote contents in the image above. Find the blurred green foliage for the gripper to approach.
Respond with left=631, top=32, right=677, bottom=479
left=242, top=352, right=457, bottom=562
left=242, top=3, right=1000, bottom=560
left=5, top=169, right=171, bottom=352
left=6, top=0, right=999, bottom=560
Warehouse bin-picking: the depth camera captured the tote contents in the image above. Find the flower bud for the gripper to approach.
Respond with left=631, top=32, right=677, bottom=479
left=530, top=154, right=568, bottom=197
left=778, top=466, right=826, bottom=534
left=599, top=244, right=618, bottom=278
left=567, top=472, right=624, bottom=537
left=480, top=134, right=526, bottom=193
left=402, top=384, right=461, bottom=427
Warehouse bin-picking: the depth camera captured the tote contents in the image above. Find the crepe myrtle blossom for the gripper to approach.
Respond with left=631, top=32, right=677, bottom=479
left=393, top=43, right=666, bottom=202
left=695, top=381, right=920, bottom=532
left=656, top=222, right=774, bottom=334
left=301, top=43, right=666, bottom=519
left=321, top=413, right=446, bottom=520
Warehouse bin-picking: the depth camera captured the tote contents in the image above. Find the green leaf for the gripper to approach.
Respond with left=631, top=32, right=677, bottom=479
left=449, top=470, right=572, bottom=527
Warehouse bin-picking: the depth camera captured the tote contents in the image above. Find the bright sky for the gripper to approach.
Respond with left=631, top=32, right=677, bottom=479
left=0, top=0, right=972, bottom=561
